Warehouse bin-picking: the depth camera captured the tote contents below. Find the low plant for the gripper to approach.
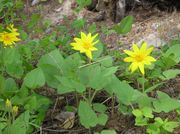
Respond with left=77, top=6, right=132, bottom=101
left=0, top=2, right=179, bottom=133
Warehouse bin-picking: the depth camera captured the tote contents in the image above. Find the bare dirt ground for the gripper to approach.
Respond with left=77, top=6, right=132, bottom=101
left=28, top=0, right=180, bottom=134
left=29, top=0, right=180, bottom=48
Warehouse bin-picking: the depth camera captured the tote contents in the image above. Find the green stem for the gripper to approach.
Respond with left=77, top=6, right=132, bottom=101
left=81, top=93, right=89, bottom=102
left=142, top=75, right=145, bottom=93
left=90, top=90, right=97, bottom=103
left=111, top=93, right=115, bottom=116
left=75, top=92, right=79, bottom=107
left=0, top=45, right=4, bottom=75
left=88, top=88, right=91, bottom=104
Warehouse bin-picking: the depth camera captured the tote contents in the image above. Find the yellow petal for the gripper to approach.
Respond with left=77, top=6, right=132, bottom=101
left=90, top=47, right=98, bottom=51
left=74, top=38, right=82, bottom=43
left=85, top=51, right=92, bottom=59
left=132, top=43, right=139, bottom=52
left=145, top=47, right=154, bottom=55
left=92, top=40, right=99, bottom=46
left=124, top=57, right=134, bottom=62
left=91, top=33, right=98, bottom=41
left=87, top=33, right=92, bottom=38
left=129, top=62, right=138, bottom=73
left=146, top=56, right=156, bottom=62
left=143, top=59, right=151, bottom=65
left=140, top=42, right=147, bottom=51
left=124, top=50, right=134, bottom=56
left=81, top=32, right=87, bottom=40
left=138, top=63, right=145, bottom=75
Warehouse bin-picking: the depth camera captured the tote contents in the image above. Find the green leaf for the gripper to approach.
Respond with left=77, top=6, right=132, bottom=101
left=147, top=124, right=161, bottom=134
left=135, top=117, right=148, bottom=126
left=78, top=101, right=98, bottom=128
left=103, top=67, right=118, bottom=76
left=145, top=82, right=164, bottom=93
left=88, top=23, right=97, bottom=33
left=93, top=103, right=107, bottom=113
left=38, top=49, right=65, bottom=88
left=24, top=68, right=45, bottom=89
left=160, top=69, right=180, bottom=80
left=76, top=0, right=92, bottom=7
left=39, top=64, right=60, bottom=88
left=165, top=43, right=180, bottom=63
left=96, top=56, right=113, bottom=67
left=142, top=107, right=154, bottom=118
left=25, top=93, right=51, bottom=112
left=163, top=121, right=179, bottom=132
left=100, top=130, right=117, bottom=134
left=19, top=30, right=28, bottom=40
left=132, top=109, right=142, bottom=117
left=154, top=117, right=164, bottom=125
left=93, top=41, right=104, bottom=59
left=0, top=75, right=5, bottom=94
left=3, top=111, right=30, bottom=134
left=105, top=76, right=139, bottom=105
left=113, top=16, right=133, bottom=34
left=79, top=64, right=112, bottom=90
left=38, top=49, right=64, bottom=70
left=28, top=14, right=40, bottom=30
left=3, top=48, right=23, bottom=78
left=72, top=18, right=86, bottom=29
left=97, top=113, right=108, bottom=126
left=4, top=78, right=19, bottom=96
left=153, top=91, right=180, bottom=113
left=56, top=76, right=86, bottom=94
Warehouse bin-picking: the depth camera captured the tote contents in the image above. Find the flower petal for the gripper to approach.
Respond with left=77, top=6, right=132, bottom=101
left=85, top=51, right=92, bottom=59
left=129, top=62, right=138, bottom=73
left=145, top=47, right=154, bottom=55
left=81, top=32, right=87, bottom=40
left=146, top=56, right=156, bottom=62
left=124, top=50, right=134, bottom=56
left=90, top=47, right=98, bottom=51
left=132, top=43, right=139, bottom=52
left=140, top=42, right=147, bottom=51
left=138, top=63, right=145, bottom=75
left=124, top=57, right=134, bottom=62
left=91, top=33, right=98, bottom=41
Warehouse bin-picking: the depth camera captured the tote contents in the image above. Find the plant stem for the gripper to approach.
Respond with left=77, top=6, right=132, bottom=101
left=111, top=93, right=115, bottom=117
left=81, top=93, right=88, bottom=102
left=90, top=90, right=97, bottom=103
left=75, top=92, right=79, bottom=107
left=88, top=88, right=91, bottom=104
left=142, top=75, right=145, bottom=93
left=88, top=128, right=91, bottom=134
left=0, top=45, right=4, bottom=75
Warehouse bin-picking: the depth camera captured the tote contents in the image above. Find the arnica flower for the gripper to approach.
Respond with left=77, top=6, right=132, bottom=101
left=0, top=24, right=20, bottom=47
left=71, top=32, right=99, bottom=59
left=0, top=32, right=20, bottom=47
left=12, top=106, right=18, bottom=115
left=5, top=99, right=12, bottom=108
left=6, top=24, right=20, bottom=36
left=123, top=42, right=156, bottom=75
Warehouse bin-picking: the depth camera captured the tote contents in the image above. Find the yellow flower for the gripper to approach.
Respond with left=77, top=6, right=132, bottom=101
left=12, top=106, right=18, bottom=115
left=6, top=24, right=20, bottom=36
left=124, top=42, right=156, bottom=75
left=0, top=32, right=20, bottom=47
left=5, top=99, right=12, bottom=108
left=71, top=32, right=99, bottom=59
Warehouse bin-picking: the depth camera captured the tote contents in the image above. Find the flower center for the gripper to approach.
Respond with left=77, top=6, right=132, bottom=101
left=4, top=35, right=11, bottom=41
left=83, top=42, right=91, bottom=50
left=135, top=54, right=144, bottom=62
